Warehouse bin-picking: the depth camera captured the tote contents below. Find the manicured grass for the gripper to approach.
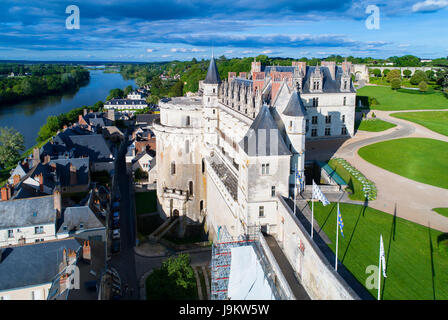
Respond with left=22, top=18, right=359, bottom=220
left=327, top=159, right=366, bottom=201
left=358, top=138, right=448, bottom=189
left=356, top=119, right=396, bottom=132
left=357, top=86, right=448, bottom=111
left=390, top=111, right=448, bottom=137
left=433, top=208, right=448, bottom=219
left=135, top=190, right=158, bottom=215
left=312, top=202, right=448, bottom=300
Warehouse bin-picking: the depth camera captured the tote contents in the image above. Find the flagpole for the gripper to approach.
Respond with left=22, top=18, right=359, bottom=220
left=335, top=202, right=339, bottom=271
left=311, top=196, right=314, bottom=239
left=378, top=234, right=382, bottom=300
left=293, top=165, right=297, bottom=217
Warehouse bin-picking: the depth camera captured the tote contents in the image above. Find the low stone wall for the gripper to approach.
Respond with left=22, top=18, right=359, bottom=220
left=276, top=196, right=360, bottom=300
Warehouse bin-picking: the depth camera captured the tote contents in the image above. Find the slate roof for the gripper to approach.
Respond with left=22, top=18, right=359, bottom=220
left=49, top=157, right=90, bottom=187
left=262, top=65, right=355, bottom=94
left=283, top=90, right=307, bottom=117
left=239, top=105, right=291, bottom=157
left=135, top=114, right=160, bottom=126
left=67, top=135, right=113, bottom=162
left=301, top=66, right=355, bottom=94
left=57, top=206, right=105, bottom=234
left=0, top=195, right=56, bottom=229
left=204, top=56, right=221, bottom=84
left=0, top=238, right=82, bottom=291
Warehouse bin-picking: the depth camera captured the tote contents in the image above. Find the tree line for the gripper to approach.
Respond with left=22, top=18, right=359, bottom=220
left=0, top=64, right=90, bottom=105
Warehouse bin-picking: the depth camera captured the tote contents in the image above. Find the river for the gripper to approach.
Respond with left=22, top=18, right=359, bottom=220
left=0, top=70, right=136, bottom=149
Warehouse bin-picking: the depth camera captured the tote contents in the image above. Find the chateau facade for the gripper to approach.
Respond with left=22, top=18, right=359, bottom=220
left=154, top=57, right=356, bottom=239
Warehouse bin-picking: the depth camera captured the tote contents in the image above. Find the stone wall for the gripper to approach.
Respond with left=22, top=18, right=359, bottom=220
left=275, top=196, right=360, bottom=300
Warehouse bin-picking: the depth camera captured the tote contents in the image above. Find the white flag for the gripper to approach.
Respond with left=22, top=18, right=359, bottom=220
left=312, top=180, right=330, bottom=206
left=380, top=235, right=387, bottom=278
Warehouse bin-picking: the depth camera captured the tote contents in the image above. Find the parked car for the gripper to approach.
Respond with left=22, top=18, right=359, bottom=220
left=112, top=229, right=120, bottom=240
left=112, top=211, right=120, bottom=219
left=112, top=240, right=121, bottom=254
left=84, top=280, right=97, bottom=292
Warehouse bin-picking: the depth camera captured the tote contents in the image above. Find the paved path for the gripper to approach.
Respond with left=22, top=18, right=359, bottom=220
left=332, top=109, right=448, bottom=232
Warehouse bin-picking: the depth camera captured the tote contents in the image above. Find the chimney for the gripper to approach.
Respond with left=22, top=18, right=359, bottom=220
left=43, top=155, right=51, bottom=164
left=228, top=72, right=236, bottom=80
left=13, top=174, right=21, bottom=186
left=321, top=61, right=336, bottom=80
left=37, top=173, right=44, bottom=192
left=21, top=160, right=29, bottom=171
left=1, top=186, right=9, bottom=201
left=62, top=248, right=67, bottom=266
left=239, top=72, right=247, bottom=79
left=70, top=163, right=77, bottom=185
left=33, top=148, right=40, bottom=167
left=83, top=241, right=91, bottom=262
left=78, top=114, right=83, bottom=123
left=68, top=249, right=77, bottom=265
left=53, top=187, right=61, bottom=219
left=83, top=108, right=87, bottom=116
left=63, top=125, right=68, bottom=130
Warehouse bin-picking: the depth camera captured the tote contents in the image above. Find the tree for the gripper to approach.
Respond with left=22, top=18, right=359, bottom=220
left=383, top=69, right=390, bottom=77
left=410, top=70, right=428, bottom=85
left=418, top=81, right=428, bottom=92
left=403, top=69, right=412, bottom=78
left=145, top=254, right=197, bottom=300
left=391, top=78, right=401, bottom=90
left=386, top=69, right=401, bottom=82
left=0, top=127, right=25, bottom=168
left=106, top=88, right=124, bottom=100
left=124, top=85, right=134, bottom=96
left=425, top=70, right=435, bottom=81
left=372, top=69, right=381, bottom=77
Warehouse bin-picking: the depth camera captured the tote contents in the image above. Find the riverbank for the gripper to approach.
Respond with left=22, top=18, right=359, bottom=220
left=0, top=70, right=136, bottom=149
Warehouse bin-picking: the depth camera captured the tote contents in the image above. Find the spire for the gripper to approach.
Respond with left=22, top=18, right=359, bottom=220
left=204, top=55, right=221, bottom=84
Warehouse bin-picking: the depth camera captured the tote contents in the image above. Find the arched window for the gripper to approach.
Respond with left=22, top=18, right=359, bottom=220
left=171, top=162, right=176, bottom=175
left=202, top=158, right=205, bottom=174
left=186, top=116, right=190, bottom=126
left=189, top=181, right=193, bottom=196
left=185, top=140, right=190, bottom=153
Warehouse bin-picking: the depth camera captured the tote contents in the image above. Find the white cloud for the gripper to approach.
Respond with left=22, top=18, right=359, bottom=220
left=161, top=54, right=172, bottom=58
left=412, top=0, right=448, bottom=12
left=146, top=48, right=155, bottom=53
left=261, top=50, right=272, bottom=54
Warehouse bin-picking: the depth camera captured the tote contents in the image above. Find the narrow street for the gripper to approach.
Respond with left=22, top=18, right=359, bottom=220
left=109, top=129, right=139, bottom=299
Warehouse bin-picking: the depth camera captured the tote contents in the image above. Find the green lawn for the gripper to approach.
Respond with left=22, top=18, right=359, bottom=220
left=135, top=190, right=158, bottom=215
left=357, top=86, right=448, bottom=111
left=312, top=202, right=448, bottom=300
left=356, top=119, right=396, bottom=132
left=390, top=111, right=448, bottom=137
left=358, top=138, right=448, bottom=189
left=327, top=159, right=366, bottom=201
left=433, top=208, right=448, bottom=218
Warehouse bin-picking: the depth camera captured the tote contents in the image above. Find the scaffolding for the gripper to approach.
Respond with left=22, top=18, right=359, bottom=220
left=210, top=225, right=285, bottom=300
left=210, top=226, right=258, bottom=300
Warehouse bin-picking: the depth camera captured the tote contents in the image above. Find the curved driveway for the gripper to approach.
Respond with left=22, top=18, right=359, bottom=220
left=334, top=109, right=448, bottom=232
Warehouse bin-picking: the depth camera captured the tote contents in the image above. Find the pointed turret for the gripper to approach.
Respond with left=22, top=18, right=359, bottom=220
left=283, top=90, right=307, bottom=117
left=204, top=55, right=221, bottom=84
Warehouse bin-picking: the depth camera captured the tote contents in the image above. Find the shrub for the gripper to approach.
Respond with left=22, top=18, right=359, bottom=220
left=386, top=69, right=401, bottom=82
left=391, top=78, right=401, bottom=90
left=410, top=70, right=428, bottom=85
left=418, top=81, right=428, bottom=93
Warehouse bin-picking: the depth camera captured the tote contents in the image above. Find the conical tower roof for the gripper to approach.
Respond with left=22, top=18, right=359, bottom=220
left=283, top=90, right=307, bottom=117
left=204, top=55, right=221, bottom=84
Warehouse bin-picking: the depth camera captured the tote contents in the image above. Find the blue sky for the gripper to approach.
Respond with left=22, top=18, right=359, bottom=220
left=0, top=0, right=447, bottom=61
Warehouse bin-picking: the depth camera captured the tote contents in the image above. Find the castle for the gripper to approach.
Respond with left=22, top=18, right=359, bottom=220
left=153, top=56, right=356, bottom=239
